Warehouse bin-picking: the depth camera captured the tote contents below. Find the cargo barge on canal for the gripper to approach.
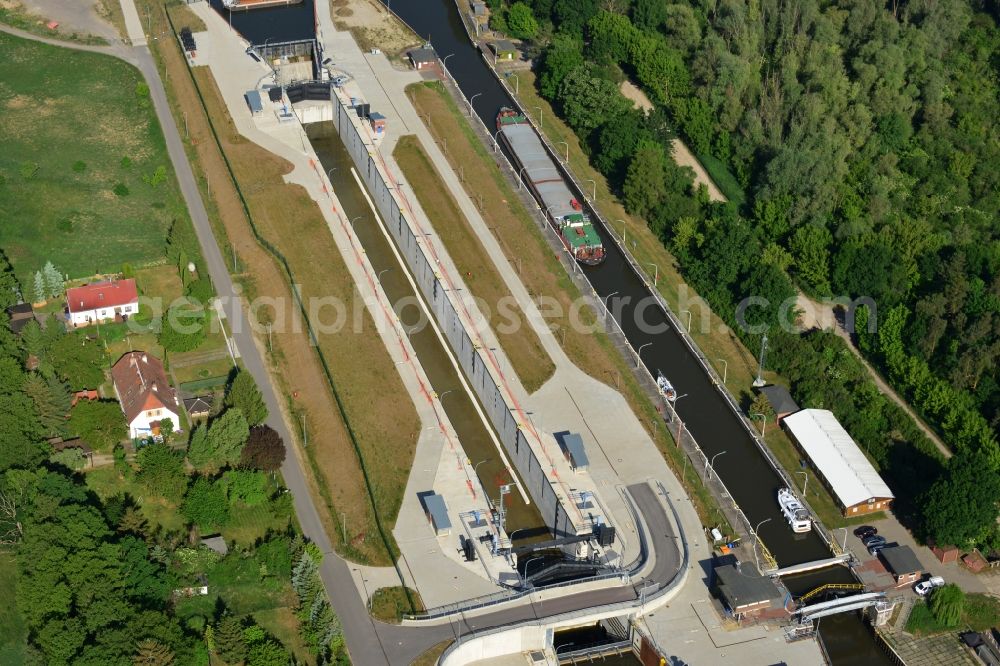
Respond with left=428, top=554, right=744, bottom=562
left=496, top=108, right=605, bottom=265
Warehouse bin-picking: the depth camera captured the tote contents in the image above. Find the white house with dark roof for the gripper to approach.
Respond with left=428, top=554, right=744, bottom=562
left=111, top=351, right=180, bottom=438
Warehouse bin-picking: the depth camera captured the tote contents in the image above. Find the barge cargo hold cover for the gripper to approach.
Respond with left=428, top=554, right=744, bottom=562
left=496, top=108, right=605, bottom=265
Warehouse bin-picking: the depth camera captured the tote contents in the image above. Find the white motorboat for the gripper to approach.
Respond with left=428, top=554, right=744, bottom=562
left=656, top=372, right=676, bottom=403
left=777, top=487, right=812, bottom=533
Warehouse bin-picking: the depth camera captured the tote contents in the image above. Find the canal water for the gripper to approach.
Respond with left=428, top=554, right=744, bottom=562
left=217, top=0, right=890, bottom=660
left=208, top=0, right=316, bottom=44
left=385, top=0, right=891, bottom=662
left=305, top=122, right=549, bottom=542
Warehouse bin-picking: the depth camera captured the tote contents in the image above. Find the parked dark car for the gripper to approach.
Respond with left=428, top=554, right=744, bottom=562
left=854, top=526, right=878, bottom=540
left=863, top=534, right=886, bottom=547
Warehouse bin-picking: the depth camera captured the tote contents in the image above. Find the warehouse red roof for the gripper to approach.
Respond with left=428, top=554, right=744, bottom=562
left=67, top=279, right=138, bottom=314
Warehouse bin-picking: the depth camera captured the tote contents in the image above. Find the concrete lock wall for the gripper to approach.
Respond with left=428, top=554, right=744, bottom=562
left=332, top=95, right=578, bottom=537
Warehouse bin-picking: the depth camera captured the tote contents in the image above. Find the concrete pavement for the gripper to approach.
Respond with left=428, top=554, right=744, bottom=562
left=12, top=2, right=824, bottom=660
left=186, top=2, right=520, bottom=611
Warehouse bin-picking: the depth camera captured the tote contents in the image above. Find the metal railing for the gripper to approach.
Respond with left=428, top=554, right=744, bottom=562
left=438, top=41, right=848, bottom=565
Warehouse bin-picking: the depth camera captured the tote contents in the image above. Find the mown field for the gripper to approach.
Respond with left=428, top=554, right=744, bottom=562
left=393, top=134, right=555, bottom=395
left=0, top=32, right=189, bottom=285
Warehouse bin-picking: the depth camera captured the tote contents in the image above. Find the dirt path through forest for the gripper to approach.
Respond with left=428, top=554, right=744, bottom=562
left=795, top=292, right=951, bottom=459
left=619, top=80, right=726, bottom=203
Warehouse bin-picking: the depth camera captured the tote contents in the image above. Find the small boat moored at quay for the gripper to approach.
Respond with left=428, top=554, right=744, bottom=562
left=777, top=487, right=813, bottom=533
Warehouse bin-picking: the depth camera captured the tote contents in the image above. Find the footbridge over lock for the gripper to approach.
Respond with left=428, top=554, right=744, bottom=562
left=765, top=552, right=853, bottom=578
left=795, top=592, right=887, bottom=621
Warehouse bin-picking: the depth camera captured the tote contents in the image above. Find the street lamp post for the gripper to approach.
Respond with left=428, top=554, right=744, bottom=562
left=585, top=178, right=597, bottom=201
left=636, top=342, right=652, bottom=368
left=647, top=262, right=659, bottom=287
left=349, top=215, right=363, bottom=229
left=524, top=555, right=545, bottom=583
left=605, top=291, right=618, bottom=321
left=473, top=458, right=492, bottom=479
left=517, top=166, right=529, bottom=190
left=797, top=471, right=808, bottom=497
left=716, top=358, right=728, bottom=384
left=751, top=412, right=768, bottom=437
left=671, top=393, right=688, bottom=447
left=616, top=219, right=626, bottom=246
left=639, top=579, right=656, bottom=605
left=468, top=92, right=482, bottom=115
left=753, top=518, right=771, bottom=572
left=753, top=332, right=769, bottom=387
left=442, top=53, right=454, bottom=77
left=438, top=389, right=455, bottom=404
left=708, top=450, right=727, bottom=481
left=557, top=141, right=569, bottom=162
left=555, top=643, right=576, bottom=658
left=680, top=309, right=692, bottom=332
left=376, top=268, right=392, bottom=282
left=327, top=167, right=337, bottom=181
left=533, top=105, right=543, bottom=128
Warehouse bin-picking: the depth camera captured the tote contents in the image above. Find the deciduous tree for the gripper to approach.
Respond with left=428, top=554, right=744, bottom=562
left=240, top=425, right=286, bottom=472
left=921, top=451, right=1000, bottom=548
left=505, top=2, right=539, bottom=40
left=181, top=477, right=229, bottom=531
left=68, top=399, right=126, bottom=451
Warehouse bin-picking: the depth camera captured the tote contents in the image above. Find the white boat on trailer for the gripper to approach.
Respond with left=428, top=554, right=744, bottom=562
left=777, top=487, right=812, bottom=533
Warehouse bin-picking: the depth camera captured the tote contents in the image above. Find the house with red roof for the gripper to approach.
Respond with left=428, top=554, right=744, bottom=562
left=111, top=351, right=180, bottom=439
left=66, top=279, right=139, bottom=327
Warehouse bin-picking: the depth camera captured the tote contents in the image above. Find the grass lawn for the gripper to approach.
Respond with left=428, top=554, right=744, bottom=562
left=253, top=607, right=314, bottom=665
left=393, top=134, right=555, bottom=394
left=368, top=585, right=424, bottom=623
left=408, top=81, right=731, bottom=533
left=906, top=594, right=1000, bottom=635
left=0, top=32, right=192, bottom=286
left=135, top=264, right=185, bottom=302
left=85, top=466, right=187, bottom=533
left=0, top=553, right=26, bottom=666
left=189, top=63, right=421, bottom=564
left=135, top=0, right=420, bottom=566
left=221, top=501, right=291, bottom=549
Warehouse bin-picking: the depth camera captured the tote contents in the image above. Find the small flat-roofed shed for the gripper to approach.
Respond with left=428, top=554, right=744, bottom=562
left=424, top=493, right=451, bottom=536
left=880, top=545, right=923, bottom=585
left=713, top=562, right=781, bottom=620
left=560, top=432, right=589, bottom=471
left=245, top=90, right=263, bottom=115
left=758, top=384, right=800, bottom=421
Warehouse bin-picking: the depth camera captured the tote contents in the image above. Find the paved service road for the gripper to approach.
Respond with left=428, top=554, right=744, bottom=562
left=0, top=21, right=688, bottom=664
left=0, top=20, right=393, bottom=664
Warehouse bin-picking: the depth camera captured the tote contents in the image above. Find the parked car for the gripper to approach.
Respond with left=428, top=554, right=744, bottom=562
left=854, top=526, right=878, bottom=540
left=870, top=541, right=898, bottom=556
left=914, top=576, right=945, bottom=596
left=863, top=535, right=887, bottom=548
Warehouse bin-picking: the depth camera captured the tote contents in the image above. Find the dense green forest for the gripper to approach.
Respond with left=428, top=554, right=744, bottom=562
left=493, top=0, right=1000, bottom=547
left=0, top=252, right=348, bottom=664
